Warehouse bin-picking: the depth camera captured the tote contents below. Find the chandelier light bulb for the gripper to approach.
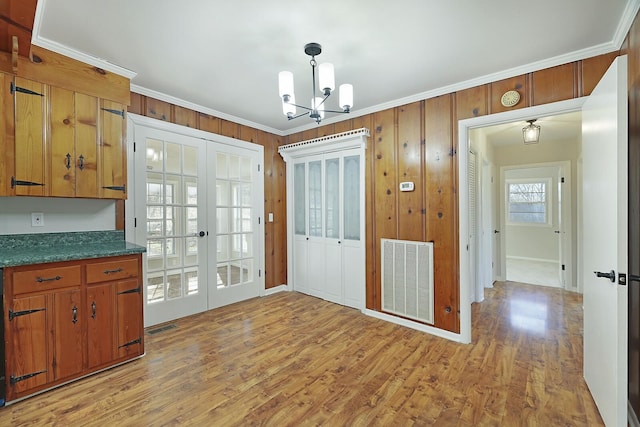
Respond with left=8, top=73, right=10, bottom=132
left=278, top=71, right=294, bottom=99
left=339, top=84, right=353, bottom=112
left=318, top=63, right=335, bottom=96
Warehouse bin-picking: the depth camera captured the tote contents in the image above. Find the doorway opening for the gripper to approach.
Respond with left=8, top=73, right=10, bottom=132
left=457, top=97, right=587, bottom=343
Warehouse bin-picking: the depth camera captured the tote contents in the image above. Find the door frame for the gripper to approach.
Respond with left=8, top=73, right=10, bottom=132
left=457, top=97, right=586, bottom=343
left=125, top=113, right=265, bottom=326
left=499, top=161, right=572, bottom=289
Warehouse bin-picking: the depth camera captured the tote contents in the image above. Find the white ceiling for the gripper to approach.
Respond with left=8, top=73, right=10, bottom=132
left=479, top=111, right=583, bottom=147
left=32, top=0, right=638, bottom=136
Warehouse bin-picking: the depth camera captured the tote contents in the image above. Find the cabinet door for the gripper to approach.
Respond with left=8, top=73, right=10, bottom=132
left=50, top=86, right=75, bottom=197
left=8, top=294, right=49, bottom=396
left=116, top=279, right=143, bottom=358
left=13, top=77, right=46, bottom=196
left=87, top=283, right=115, bottom=369
left=52, top=289, right=83, bottom=381
left=75, top=93, right=98, bottom=197
left=100, top=100, right=127, bottom=199
left=0, top=73, right=15, bottom=196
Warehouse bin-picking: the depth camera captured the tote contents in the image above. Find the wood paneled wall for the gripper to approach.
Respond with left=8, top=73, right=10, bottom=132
left=127, top=94, right=288, bottom=290
left=287, top=51, right=619, bottom=333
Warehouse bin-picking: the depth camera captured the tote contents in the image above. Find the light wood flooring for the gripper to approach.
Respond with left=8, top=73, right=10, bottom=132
left=0, top=281, right=603, bottom=426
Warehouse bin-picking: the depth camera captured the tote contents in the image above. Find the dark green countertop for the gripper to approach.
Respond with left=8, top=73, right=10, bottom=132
left=0, top=230, right=146, bottom=268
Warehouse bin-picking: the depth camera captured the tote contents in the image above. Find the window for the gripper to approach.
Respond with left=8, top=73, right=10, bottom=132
left=507, top=180, right=549, bottom=225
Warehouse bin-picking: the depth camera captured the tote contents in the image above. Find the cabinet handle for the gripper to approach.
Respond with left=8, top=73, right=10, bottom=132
left=78, top=154, right=85, bottom=171
left=36, top=275, right=62, bottom=283
left=91, top=301, right=96, bottom=319
left=65, top=153, right=72, bottom=170
left=103, top=267, right=123, bottom=275
left=72, top=305, right=78, bottom=324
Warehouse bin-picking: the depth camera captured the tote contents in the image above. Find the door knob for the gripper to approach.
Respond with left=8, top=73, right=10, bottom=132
left=198, top=231, right=205, bottom=237
left=554, top=230, right=560, bottom=234
left=594, top=270, right=616, bottom=282
left=494, top=230, right=500, bottom=234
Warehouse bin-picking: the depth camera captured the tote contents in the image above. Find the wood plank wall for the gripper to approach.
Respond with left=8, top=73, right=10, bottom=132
left=126, top=94, right=288, bottom=290
left=286, top=51, right=619, bottom=333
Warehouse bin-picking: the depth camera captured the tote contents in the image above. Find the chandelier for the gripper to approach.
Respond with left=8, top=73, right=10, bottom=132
left=278, top=43, right=353, bottom=124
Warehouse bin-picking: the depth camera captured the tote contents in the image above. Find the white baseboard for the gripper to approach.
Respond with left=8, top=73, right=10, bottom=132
left=506, top=255, right=558, bottom=264
left=363, top=309, right=468, bottom=344
left=264, top=284, right=289, bottom=296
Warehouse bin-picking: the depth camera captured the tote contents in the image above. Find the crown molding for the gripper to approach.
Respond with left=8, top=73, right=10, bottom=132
left=131, top=84, right=285, bottom=136
left=613, top=0, right=640, bottom=48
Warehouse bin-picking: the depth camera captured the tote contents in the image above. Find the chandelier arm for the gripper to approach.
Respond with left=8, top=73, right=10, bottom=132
left=322, top=109, right=350, bottom=114
left=287, top=111, right=312, bottom=121
left=316, top=93, right=331, bottom=108
left=285, top=101, right=313, bottom=111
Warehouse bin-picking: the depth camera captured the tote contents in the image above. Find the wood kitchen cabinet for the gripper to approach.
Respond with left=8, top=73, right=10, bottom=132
left=12, top=76, right=47, bottom=196
left=50, top=87, right=99, bottom=198
left=0, top=72, right=127, bottom=199
left=3, top=254, right=143, bottom=402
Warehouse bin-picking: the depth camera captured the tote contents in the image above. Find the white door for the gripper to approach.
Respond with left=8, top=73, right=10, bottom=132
left=133, top=126, right=208, bottom=326
left=582, top=55, right=628, bottom=427
left=209, top=144, right=263, bottom=308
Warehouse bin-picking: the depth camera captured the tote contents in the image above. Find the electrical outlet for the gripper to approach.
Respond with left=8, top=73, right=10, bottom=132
left=31, top=212, right=44, bottom=227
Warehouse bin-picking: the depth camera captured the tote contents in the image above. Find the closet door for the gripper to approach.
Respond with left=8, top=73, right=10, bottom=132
left=292, top=161, right=308, bottom=293
left=342, top=151, right=365, bottom=309
left=323, top=154, right=342, bottom=304
left=307, top=156, right=326, bottom=299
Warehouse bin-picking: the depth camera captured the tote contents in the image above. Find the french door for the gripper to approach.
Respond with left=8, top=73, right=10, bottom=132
left=208, top=144, right=263, bottom=308
left=133, top=126, right=208, bottom=326
left=129, top=116, right=264, bottom=327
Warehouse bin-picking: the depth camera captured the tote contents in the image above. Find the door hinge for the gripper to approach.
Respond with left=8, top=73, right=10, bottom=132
left=561, top=177, right=565, bottom=183
left=258, top=217, right=261, bottom=225
left=562, top=264, right=565, bottom=271
left=10, top=370, right=47, bottom=385
left=118, top=287, right=141, bottom=295
left=133, top=142, right=136, bottom=152
left=259, top=270, right=261, bottom=278
left=258, top=164, right=261, bottom=172
left=10, top=82, right=43, bottom=97
left=101, top=107, right=125, bottom=118
left=119, top=338, right=141, bottom=348
left=102, top=185, right=126, bottom=193
left=11, top=177, right=44, bottom=188
left=134, top=217, right=137, bottom=228
left=9, top=307, right=45, bottom=321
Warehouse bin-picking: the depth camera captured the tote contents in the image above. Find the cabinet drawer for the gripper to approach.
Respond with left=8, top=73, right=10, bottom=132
left=13, top=265, right=82, bottom=295
left=86, top=257, right=139, bottom=284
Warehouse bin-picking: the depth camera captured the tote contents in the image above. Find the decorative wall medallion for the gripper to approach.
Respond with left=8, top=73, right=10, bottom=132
left=500, top=90, right=521, bottom=107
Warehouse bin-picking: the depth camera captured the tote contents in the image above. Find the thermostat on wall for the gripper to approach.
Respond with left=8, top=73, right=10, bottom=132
left=400, top=182, right=415, bottom=192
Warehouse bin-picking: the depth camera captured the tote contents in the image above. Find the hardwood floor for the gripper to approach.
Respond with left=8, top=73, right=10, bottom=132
left=0, top=281, right=603, bottom=426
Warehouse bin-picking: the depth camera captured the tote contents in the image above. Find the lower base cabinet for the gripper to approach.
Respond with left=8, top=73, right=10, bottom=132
left=3, top=254, right=144, bottom=402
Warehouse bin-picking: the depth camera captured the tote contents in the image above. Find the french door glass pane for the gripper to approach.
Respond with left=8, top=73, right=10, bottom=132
left=144, top=138, right=202, bottom=306
left=325, top=158, right=340, bottom=239
left=216, top=151, right=254, bottom=289
left=294, top=163, right=306, bottom=235
left=344, top=155, right=360, bottom=241
left=309, top=160, right=322, bottom=237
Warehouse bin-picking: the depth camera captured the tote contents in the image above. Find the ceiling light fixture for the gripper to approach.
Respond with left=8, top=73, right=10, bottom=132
left=278, top=42, right=353, bottom=125
left=522, top=119, right=541, bottom=144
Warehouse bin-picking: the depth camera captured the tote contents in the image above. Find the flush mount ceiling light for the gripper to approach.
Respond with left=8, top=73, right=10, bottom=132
left=522, top=119, right=541, bottom=144
left=278, top=42, right=353, bottom=125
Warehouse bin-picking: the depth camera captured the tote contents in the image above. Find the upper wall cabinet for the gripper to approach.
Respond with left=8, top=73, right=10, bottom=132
left=0, top=73, right=127, bottom=199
